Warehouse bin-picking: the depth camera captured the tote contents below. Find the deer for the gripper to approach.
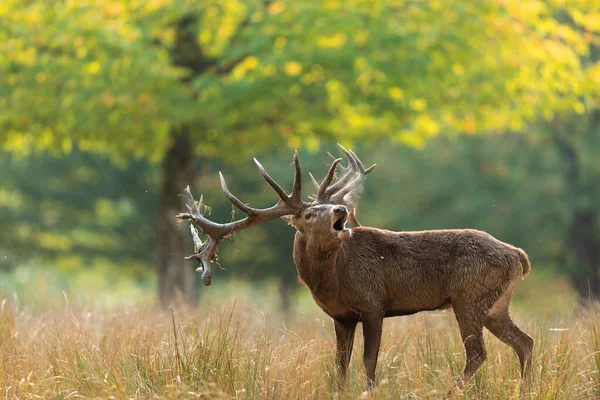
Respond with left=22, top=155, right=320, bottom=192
left=176, top=145, right=534, bottom=395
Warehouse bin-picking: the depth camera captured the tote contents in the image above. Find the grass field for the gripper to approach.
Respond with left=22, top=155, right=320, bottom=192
left=1, top=274, right=599, bottom=399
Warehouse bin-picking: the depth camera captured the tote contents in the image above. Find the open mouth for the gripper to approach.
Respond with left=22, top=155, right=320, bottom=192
left=333, top=215, right=347, bottom=232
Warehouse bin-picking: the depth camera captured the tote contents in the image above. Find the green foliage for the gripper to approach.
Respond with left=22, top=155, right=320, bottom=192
left=1, top=0, right=600, bottom=299
left=1, top=0, right=598, bottom=160
left=0, top=151, right=158, bottom=286
left=0, top=128, right=594, bottom=292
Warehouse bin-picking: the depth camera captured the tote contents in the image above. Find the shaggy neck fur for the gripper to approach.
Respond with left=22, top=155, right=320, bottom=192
left=292, top=231, right=344, bottom=299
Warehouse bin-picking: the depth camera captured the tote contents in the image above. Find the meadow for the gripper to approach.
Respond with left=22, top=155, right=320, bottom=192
left=0, top=271, right=598, bottom=400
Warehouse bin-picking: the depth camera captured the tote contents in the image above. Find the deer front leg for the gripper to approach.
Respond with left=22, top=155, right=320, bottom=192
left=362, top=316, right=383, bottom=389
left=334, top=318, right=357, bottom=384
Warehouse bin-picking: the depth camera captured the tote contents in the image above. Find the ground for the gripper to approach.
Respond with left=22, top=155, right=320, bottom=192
left=0, top=272, right=598, bottom=399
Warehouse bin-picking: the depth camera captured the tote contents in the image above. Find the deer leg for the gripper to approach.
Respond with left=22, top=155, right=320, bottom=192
left=453, top=303, right=487, bottom=383
left=334, top=318, right=357, bottom=382
left=362, top=316, right=383, bottom=389
left=485, top=312, right=533, bottom=395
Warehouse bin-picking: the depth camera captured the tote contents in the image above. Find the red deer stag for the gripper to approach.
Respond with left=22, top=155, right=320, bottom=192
left=176, top=146, right=534, bottom=393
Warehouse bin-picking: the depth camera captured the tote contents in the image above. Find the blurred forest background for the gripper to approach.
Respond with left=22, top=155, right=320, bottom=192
left=1, top=0, right=599, bottom=312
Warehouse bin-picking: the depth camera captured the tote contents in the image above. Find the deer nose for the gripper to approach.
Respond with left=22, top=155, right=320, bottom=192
left=333, top=207, right=348, bottom=217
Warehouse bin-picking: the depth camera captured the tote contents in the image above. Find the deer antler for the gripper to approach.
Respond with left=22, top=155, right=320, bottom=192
left=178, top=146, right=375, bottom=284
left=176, top=151, right=306, bottom=285
left=309, top=144, right=376, bottom=226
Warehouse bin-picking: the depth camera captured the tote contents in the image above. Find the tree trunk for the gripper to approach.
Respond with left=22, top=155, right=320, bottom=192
left=568, top=211, right=600, bottom=299
left=552, top=125, right=600, bottom=300
left=157, top=129, right=197, bottom=307
left=278, top=274, right=295, bottom=315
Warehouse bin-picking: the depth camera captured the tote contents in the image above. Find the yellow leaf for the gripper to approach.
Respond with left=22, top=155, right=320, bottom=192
left=62, top=139, right=73, bottom=153
left=305, top=136, right=320, bottom=152
left=76, top=47, right=87, bottom=59
left=18, top=48, right=37, bottom=66
left=35, top=72, right=47, bottom=83
left=398, top=131, right=425, bottom=148
left=317, top=33, right=347, bottom=49
left=388, top=87, right=404, bottom=101
left=284, top=61, right=302, bottom=77
left=287, top=136, right=300, bottom=148
left=103, top=2, right=124, bottom=17
left=325, top=0, right=341, bottom=10
left=268, top=2, right=285, bottom=15
left=353, top=30, right=369, bottom=47
left=415, top=115, right=439, bottom=135
left=38, top=128, right=54, bottom=148
left=410, top=99, right=427, bottom=111
left=464, top=115, right=476, bottom=134
left=146, top=0, right=165, bottom=12
left=244, top=56, right=259, bottom=70
left=274, top=37, right=287, bottom=48
left=86, top=61, right=101, bottom=75
left=452, top=64, right=465, bottom=76
left=199, top=30, right=212, bottom=46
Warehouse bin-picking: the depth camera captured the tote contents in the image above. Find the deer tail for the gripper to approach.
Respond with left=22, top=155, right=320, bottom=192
left=517, top=248, right=531, bottom=280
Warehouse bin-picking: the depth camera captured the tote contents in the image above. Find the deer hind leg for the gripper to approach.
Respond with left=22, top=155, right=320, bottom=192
left=485, top=289, right=534, bottom=395
left=453, top=301, right=488, bottom=383
left=485, top=313, right=533, bottom=395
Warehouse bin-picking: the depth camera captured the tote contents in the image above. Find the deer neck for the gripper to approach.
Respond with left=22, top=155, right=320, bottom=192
left=292, top=232, right=343, bottom=299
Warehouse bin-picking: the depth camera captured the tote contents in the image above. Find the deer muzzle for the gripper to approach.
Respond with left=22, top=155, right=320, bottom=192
left=332, top=206, right=350, bottom=238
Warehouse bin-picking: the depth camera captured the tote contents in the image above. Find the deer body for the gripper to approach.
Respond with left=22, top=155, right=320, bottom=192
left=179, top=146, right=533, bottom=395
left=295, top=227, right=528, bottom=320
left=291, top=210, right=533, bottom=391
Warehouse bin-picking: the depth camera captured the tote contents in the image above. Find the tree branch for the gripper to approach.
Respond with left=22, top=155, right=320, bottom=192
left=213, top=0, right=273, bottom=76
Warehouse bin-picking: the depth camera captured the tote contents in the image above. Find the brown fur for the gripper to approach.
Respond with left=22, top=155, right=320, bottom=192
left=288, top=204, right=534, bottom=394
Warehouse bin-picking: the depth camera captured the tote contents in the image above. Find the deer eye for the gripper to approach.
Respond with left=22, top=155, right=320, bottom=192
left=304, top=213, right=312, bottom=220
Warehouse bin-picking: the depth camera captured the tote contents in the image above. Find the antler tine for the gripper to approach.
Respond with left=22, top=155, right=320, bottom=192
left=322, top=144, right=359, bottom=197
left=219, top=172, right=257, bottom=217
left=327, top=151, right=347, bottom=174
left=189, top=224, right=203, bottom=253
left=177, top=187, right=237, bottom=285
left=340, top=144, right=358, bottom=169
left=349, top=148, right=377, bottom=180
left=365, top=164, right=377, bottom=174
left=178, top=187, right=229, bottom=238
left=330, top=173, right=364, bottom=203
left=312, top=151, right=343, bottom=192
left=185, top=223, right=216, bottom=285
left=178, top=154, right=307, bottom=285
left=183, top=185, right=199, bottom=214
left=185, top=237, right=219, bottom=285
left=349, top=149, right=364, bottom=171
left=315, top=158, right=342, bottom=202
left=329, top=149, right=367, bottom=203
left=290, top=150, right=302, bottom=202
left=254, top=158, right=295, bottom=206
left=309, top=173, right=320, bottom=190
left=197, top=194, right=205, bottom=215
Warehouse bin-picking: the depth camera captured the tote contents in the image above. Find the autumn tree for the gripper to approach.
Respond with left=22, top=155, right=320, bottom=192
left=0, top=0, right=597, bottom=305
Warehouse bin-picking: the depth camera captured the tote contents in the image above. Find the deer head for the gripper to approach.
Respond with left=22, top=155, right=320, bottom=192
left=283, top=204, right=352, bottom=252
left=176, top=144, right=375, bottom=285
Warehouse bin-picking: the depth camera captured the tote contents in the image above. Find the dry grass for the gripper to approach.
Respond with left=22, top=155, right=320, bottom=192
left=0, top=289, right=599, bottom=400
